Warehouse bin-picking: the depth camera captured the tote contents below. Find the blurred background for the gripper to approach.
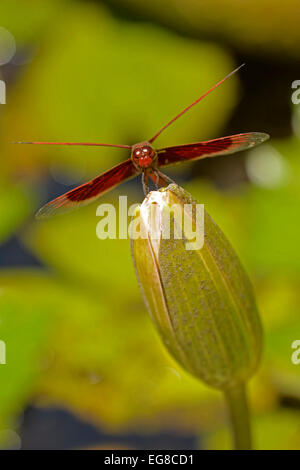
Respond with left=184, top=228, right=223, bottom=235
left=0, top=0, right=300, bottom=450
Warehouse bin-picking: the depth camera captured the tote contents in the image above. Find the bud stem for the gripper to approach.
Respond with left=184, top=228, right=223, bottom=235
left=224, top=383, right=252, bottom=450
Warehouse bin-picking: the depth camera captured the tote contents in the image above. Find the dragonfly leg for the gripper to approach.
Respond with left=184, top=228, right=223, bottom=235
left=153, top=170, right=159, bottom=189
left=156, top=169, right=176, bottom=185
left=142, top=171, right=150, bottom=195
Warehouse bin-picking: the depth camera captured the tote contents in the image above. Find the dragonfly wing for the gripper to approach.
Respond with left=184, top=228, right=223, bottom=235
left=157, top=132, right=269, bottom=167
left=36, top=159, right=139, bottom=219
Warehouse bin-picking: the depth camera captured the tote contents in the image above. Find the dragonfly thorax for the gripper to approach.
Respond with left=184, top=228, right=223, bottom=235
left=131, top=141, right=157, bottom=169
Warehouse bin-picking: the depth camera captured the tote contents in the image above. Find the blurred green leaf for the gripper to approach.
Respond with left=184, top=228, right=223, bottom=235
left=111, top=0, right=300, bottom=59
left=0, top=284, right=50, bottom=437
left=0, top=182, right=34, bottom=244
left=0, top=269, right=222, bottom=431
left=205, top=409, right=300, bottom=449
left=0, top=0, right=69, bottom=46
left=23, top=191, right=140, bottom=296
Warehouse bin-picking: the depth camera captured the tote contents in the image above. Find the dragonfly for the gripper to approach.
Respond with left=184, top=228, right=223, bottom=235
left=15, top=64, right=269, bottom=219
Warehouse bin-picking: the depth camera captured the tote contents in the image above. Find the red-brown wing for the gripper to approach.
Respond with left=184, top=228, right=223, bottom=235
left=157, top=132, right=269, bottom=167
left=36, top=159, right=139, bottom=219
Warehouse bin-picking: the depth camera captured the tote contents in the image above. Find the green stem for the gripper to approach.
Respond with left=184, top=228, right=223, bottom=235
left=224, top=382, right=252, bottom=450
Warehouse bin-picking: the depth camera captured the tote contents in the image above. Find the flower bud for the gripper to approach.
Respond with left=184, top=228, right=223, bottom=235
left=130, top=184, right=262, bottom=390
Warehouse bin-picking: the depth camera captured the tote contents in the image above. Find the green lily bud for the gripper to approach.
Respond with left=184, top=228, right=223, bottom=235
left=130, top=184, right=262, bottom=391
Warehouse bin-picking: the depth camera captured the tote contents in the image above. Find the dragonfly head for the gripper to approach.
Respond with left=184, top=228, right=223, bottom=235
left=131, top=141, right=157, bottom=170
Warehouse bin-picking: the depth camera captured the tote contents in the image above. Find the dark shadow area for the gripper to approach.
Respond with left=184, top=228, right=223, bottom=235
left=20, top=406, right=198, bottom=450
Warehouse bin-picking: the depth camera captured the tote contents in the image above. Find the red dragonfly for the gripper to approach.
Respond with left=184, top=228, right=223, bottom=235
left=16, top=65, right=269, bottom=218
